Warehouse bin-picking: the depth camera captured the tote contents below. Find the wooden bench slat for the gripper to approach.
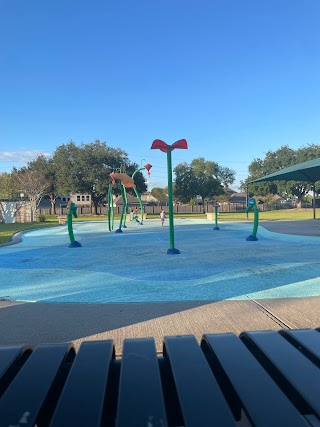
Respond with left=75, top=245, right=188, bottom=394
left=49, top=340, right=114, bottom=427
left=0, top=345, right=31, bottom=399
left=280, top=329, right=320, bottom=367
left=116, top=338, right=168, bottom=427
left=0, top=343, right=72, bottom=427
left=0, top=345, right=29, bottom=379
left=164, top=335, right=236, bottom=427
left=241, top=330, right=320, bottom=418
left=203, top=333, right=307, bottom=427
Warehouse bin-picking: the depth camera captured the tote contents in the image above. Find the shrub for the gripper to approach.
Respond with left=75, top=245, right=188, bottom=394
left=37, top=214, right=46, bottom=222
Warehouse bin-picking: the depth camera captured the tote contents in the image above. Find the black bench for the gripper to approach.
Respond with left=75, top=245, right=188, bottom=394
left=0, top=328, right=319, bottom=426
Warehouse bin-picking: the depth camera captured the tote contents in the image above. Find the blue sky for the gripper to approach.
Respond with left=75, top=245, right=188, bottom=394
left=1, top=0, right=320, bottom=191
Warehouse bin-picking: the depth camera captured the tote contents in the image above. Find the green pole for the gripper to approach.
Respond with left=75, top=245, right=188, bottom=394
left=67, top=202, right=81, bottom=247
left=252, top=207, right=259, bottom=238
left=115, top=183, right=126, bottom=233
left=132, top=166, right=146, bottom=223
left=213, top=205, right=220, bottom=230
left=245, top=197, right=259, bottom=241
left=122, top=187, right=128, bottom=227
left=166, top=149, right=179, bottom=254
left=67, top=211, right=76, bottom=243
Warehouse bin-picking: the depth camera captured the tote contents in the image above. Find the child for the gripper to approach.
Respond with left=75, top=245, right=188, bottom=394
left=160, top=209, right=166, bottom=226
left=130, top=209, right=134, bottom=221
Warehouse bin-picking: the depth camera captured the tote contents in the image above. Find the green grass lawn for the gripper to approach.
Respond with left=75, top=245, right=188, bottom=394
left=220, top=208, right=319, bottom=222
left=0, top=222, right=60, bottom=244
left=147, top=208, right=319, bottom=221
left=0, top=209, right=319, bottom=244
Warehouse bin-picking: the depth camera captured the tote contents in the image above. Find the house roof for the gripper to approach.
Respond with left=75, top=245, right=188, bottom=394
left=229, top=192, right=246, bottom=200
left=114, top=194, right=141, bottom=205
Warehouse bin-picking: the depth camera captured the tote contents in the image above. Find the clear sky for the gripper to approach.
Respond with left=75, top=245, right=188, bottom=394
left=1, top=0, right=320, bottom=191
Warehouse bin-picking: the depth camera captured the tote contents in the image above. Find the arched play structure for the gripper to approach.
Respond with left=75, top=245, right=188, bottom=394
left=107, top=163, right=152, bottom=233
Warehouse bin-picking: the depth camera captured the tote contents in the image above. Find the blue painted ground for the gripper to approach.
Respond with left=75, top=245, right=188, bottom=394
left=0, top=219, right=320, bottom=303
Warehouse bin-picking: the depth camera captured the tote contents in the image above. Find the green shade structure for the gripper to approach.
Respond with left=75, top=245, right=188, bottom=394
left=250, top=158, right=320, bottom=183
left=151, top=139, right=188, bottom=254
left=250, top=157, right=320, bottom=219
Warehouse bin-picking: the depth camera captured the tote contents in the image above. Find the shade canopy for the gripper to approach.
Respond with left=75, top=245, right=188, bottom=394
left=250, top=157, right=320, bottom=220
left=250, top=157, right=320, bottom=184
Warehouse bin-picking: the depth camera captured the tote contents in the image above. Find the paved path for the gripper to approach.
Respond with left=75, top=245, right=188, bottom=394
left=260, top=219, right=320, bottom=236
left=0, top=296, right=319, bottom=354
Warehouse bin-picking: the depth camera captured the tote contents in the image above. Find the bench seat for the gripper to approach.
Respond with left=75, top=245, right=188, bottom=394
left=0, top=328, right=319, bottom=426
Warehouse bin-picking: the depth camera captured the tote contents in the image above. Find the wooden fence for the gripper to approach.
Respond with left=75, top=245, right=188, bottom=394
left=37, top=202, right=309, bottom=216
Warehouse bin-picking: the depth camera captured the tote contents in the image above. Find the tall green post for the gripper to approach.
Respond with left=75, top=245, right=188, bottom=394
left=245, top=197, right=259, bottom=241
left=166, top=148, right=177, bottom=253
left=151, top=138, right=188, bottom=255
left=67, top=202, right=82, bottom=247
left=213, top=204, right=220, bottom=230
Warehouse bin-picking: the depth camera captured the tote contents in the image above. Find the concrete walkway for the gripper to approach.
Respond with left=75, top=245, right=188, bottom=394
left=0, top=296, right=319, bottom=354
left=260, top=219, right=320, bottom=236
left=0, top=220, right=319, bottom=354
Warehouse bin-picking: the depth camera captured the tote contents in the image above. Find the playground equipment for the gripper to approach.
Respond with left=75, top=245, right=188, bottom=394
left=212, top=202, right=220, bottom=230
left=151, top=139, right=188, bottom=254
left=245, top=197, right=259, bottom=241
left=132, top=162, right=152, bottom=225
left=109, top=172, right=135, bottom=233
left=107, top=183, right=115, bottom=231
left=67, top=202, right=82, bottom=248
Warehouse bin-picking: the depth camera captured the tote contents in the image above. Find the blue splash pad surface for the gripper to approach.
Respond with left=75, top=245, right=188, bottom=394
left=1, top=219, right=320, bottom=303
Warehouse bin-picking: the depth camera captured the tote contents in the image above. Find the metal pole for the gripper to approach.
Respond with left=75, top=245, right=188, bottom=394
left=166, top=148, right=179, bottom=254
left=313, top=184, right=316, bottom=220
left=213, top=204, right=220, bottom=230
left=246, top=185, right=249, bottom=220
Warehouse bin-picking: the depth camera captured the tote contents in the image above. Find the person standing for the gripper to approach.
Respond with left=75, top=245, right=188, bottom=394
left=130, top=209, right=134, bottom=221
left=160, top=209, right=166, bottom=226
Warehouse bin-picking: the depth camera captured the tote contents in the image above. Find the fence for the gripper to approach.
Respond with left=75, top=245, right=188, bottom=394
left=37, top=201, right=309, bottom=217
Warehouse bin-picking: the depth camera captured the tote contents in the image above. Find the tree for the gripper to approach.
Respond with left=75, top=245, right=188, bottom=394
left=52, top=141, right=81, bottom=196
left=151, top=187, right=168, bottom=204
left=15, top=169, right=50, bottom=221
left=52, top=140, right=147, bottom=215
left=241, top=144, right=320, bottom=203
left=174, top=157, right=227, bottom=212
left=28, top=155, right=59, bottom=213
left=126, top=163, right=148, bottom=196
left=216, top=166, right=236, bottom=188
left=0, top=172, right=18, bottom=200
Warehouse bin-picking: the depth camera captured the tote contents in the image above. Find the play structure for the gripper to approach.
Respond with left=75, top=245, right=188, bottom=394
left=67, top=202, right=82, bottom=248
left=245, top=196, right=259, bottom=241
left=131, top=162, right=152, bottom=224
left=108, top=164, right=151, bottom=233
left=151, top=139, right=188, bottom=254
left=109, top=172, right=135, bottom=233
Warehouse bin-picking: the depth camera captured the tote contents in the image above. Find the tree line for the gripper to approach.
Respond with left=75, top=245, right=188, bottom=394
left=241, top=144, right=320, bottom=203
left=1, top=140, right=319, bottom=219
left=0, top=140, right=147, bottom=217
left=0, top=141, right=237, bottom=218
